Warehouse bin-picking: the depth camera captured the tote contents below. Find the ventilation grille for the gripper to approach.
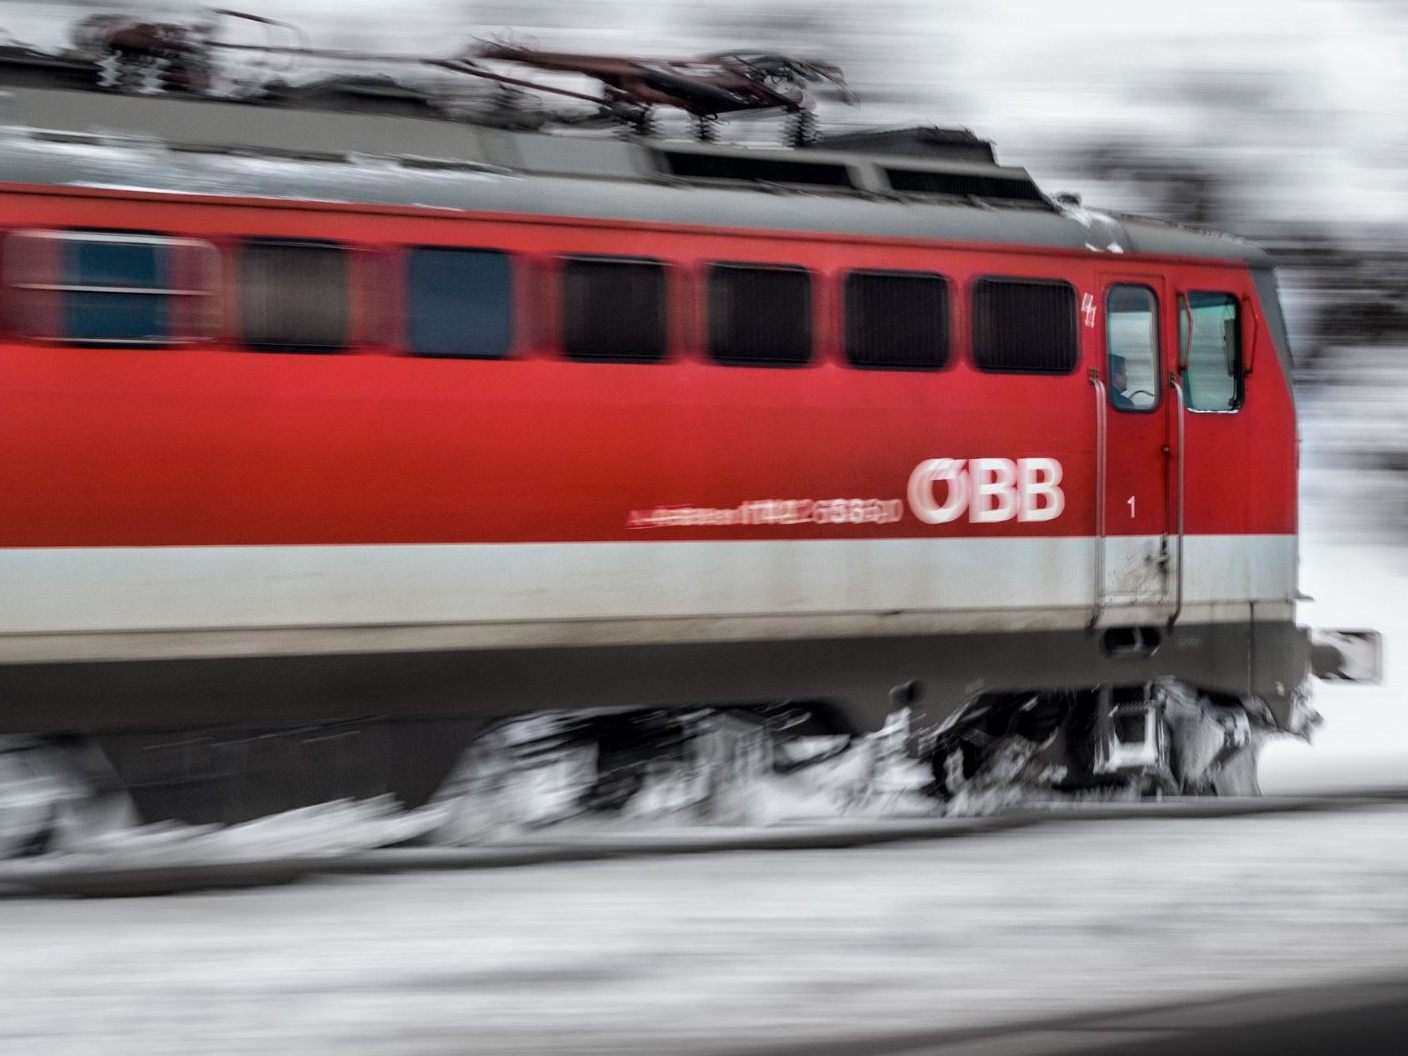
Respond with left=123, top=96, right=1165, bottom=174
left=885, top=168, right=1049, bottom=206
left=662, top=151, right=856, bottom=189
left=972, top=278, right=1078, bottom=374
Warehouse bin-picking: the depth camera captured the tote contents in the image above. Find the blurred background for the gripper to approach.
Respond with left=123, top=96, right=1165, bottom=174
left=5, top=0, right=1405, bottom=378
left=0, top=4, right=1405, bottom=1051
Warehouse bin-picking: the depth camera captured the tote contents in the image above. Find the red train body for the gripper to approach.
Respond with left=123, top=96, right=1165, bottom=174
left=0, top=56, right=1337, bottom=823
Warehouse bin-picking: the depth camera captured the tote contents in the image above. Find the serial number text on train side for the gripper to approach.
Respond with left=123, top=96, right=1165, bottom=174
left=628, top=498, right=905, bottom=530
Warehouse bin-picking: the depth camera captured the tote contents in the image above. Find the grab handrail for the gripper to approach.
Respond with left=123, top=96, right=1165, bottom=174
left=1088, top=369, right=1108, bottom=630
left=1168, top=370, right=1187, bottom=627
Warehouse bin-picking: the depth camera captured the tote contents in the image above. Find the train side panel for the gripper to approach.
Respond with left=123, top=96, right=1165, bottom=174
left=0, top=187, right=1305, bottom=733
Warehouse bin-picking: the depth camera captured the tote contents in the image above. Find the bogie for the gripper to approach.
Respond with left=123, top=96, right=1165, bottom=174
left=928, top=681, right=1275, bottom=803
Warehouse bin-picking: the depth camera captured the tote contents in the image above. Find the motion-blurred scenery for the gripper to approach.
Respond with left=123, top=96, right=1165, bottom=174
left=0, top=2, right=1405, bottom=1054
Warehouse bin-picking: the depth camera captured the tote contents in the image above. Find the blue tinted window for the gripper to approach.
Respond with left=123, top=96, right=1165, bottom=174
left=407, top=248, right=513, bottom=358
left=64, top=238, right=169, bottom=343
left=5, top=232, right=215, bottom=346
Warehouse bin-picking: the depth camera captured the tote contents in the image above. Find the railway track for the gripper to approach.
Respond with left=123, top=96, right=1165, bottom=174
left=3, top=788, right=1405, bottom=899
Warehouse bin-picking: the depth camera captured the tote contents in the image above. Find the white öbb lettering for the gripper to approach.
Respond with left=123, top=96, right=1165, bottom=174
left=907, top=458, right=1065, bottom=525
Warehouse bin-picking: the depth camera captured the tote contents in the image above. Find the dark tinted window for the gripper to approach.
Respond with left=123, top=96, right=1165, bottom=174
left=663, top=152, right=855, bottom=189
left=240, top=240, right=348, bottom=353
left=884, top=169, right=1049, bottom=206
left=845, top=271, right=949, bottom=370
left=708, top=264, right=812, bottom=366
left=407, top=248, right=513, bottom=358
left=972, top=278, right=1078, bottom=374
left=562, top=257, right=667, bottom=362
left=4, top=231, right=217, bottom=345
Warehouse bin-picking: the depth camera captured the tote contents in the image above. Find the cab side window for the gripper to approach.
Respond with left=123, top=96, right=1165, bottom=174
left=1179, top=292, right=1243, bottom=412
left=1105, top=285, right=1160, bottom=412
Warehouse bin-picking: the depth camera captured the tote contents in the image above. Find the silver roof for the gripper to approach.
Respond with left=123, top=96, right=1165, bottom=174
left=0, top=82, right=1270, bottom=267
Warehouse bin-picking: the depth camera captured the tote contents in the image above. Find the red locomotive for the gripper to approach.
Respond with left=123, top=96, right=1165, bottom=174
left=0, top=23, right=1378, bottom=841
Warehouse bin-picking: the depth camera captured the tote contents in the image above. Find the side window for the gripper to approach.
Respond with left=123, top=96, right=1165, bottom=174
left=972, top=278, right=1078, bottom=374
left=844, top=270, right=949, bottom=370
left=1179, top=292, right=1243, bottom=412
left=562, top=257, right=667, bottom=362
left=240, top=239, right=348, bottom=353
left=708, top=263, right=812, bottom=366
left=1105, top=285, right=1160, bottom=412
left=3, top=230, right=217, bottom=346
left=407, top=247, right=513, bottom=359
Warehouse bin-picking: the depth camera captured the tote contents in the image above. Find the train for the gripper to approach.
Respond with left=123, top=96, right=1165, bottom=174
left=0, top=22, right=1380, bottom=844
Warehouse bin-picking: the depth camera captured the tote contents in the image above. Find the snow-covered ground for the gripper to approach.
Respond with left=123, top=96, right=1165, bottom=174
left=2, top=806, right=1406, bottom=1055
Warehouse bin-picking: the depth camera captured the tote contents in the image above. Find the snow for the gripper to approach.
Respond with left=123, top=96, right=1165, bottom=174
left=53, top=798, right=446, bottom=865
left=1260, top=378, right=1408, bottom=796
left=2, top=806, right=1407, bottom=1054
left=5, top=1, right=1408, bottom=229
left=1260, top=540, right=1408, bottom=795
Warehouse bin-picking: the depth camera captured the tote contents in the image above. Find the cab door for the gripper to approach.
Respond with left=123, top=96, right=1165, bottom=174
left=1096, top=276, right=1173, bottom=614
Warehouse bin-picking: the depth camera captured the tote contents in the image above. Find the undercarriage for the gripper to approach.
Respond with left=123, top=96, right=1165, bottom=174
left=926, top=679, right=1304, bottom=806
left=0, top=679, right=1316, bottom=859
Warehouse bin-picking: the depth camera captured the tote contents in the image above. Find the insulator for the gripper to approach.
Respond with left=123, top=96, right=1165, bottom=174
left=786, top=109, right=819, bottom=148
left=616, top=106, right=657, bottom=139
left=693, top=114, right=720, bottom=143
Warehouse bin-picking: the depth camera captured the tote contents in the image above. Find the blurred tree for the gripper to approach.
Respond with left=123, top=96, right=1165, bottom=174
left=672, top=0, right=964, bottom=122
left=1080, top=139, right=1229, bottom=227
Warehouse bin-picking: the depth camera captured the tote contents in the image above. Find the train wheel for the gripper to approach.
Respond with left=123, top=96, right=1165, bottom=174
left=929, top=737, right=983, bottom=800
left=0, top=738, right=126, bottom=859
left=1208, top=741, right=1263, bottom=797
left=578, top=761, right=648, bottom=814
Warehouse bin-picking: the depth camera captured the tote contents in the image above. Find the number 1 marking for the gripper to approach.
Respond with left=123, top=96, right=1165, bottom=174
left=1127, top=496, right=1136, bottom=518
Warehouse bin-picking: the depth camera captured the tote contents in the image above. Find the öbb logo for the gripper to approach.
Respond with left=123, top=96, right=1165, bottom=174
left=907, top=458, right=1065, bottom=525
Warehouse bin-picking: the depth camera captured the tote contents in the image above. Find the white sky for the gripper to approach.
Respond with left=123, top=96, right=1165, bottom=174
left=2, top=1, right=1405, bottom=226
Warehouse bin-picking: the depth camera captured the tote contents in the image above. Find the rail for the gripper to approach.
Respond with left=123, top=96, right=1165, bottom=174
left=6, top=790, right=1406, bottom=899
